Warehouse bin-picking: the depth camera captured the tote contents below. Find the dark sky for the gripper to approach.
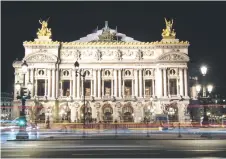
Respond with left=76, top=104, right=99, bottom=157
left=2, top=1, right=226, bottom=95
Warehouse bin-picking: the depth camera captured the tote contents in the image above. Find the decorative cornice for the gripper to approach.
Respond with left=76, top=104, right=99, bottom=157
left=23, top=41, right=60, bottom=45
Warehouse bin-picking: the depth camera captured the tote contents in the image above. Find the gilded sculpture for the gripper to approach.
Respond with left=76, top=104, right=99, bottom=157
left=37, top=18, right=52, bottom=38
left=161, top=18, right=176, bottom=39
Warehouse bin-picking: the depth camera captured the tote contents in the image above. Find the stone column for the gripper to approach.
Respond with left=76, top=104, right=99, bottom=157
left=114, top=69, right=117, bottom=97
left=48, top=69, right=51, bottom=98
left=118, top=69, right=122, bottom=98
left=52, top=69, right=56, bottom=98
left=97, top=69, right=101, bottom=98
left=72, top=70, right=76, bottom=99
left=152, top=79, right=155, bottom=97
left=35, top=77, right=37, bottom=96
left=132, top=79, right=134, bottom=97
left=155, top=68, right=162, bottom=98
left=179, top=68, right=184, bottom=96
left=25, top=69, right=29, bottom=86
left=56, top=68, right=59, bottom=98
left=163, top=68, right=167, bottom=97
left=77, top=69, right=80, bottom=99
left=134, top=69, right=138, bottom=97
left=45, top=79, right=47, bottom=96
left=93, top=69, right=97, bottom=98
left=184, top=68, right=188, bottom=97
left=70, top=80, right=72, bottom=97
left=30, top=69, right=34, bottom=97
left=139, top=69, right=143, bottom=97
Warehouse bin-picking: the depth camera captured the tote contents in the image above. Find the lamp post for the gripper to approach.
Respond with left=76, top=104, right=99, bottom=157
left=196, top=65, right=213, bottom=127
left=15, top=60, right=33, bottom=139
left=74, top=61, right=86, bottom=138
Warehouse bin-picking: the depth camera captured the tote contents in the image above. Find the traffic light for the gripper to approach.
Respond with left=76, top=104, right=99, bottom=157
left=17, top=116, right=27, bottom=127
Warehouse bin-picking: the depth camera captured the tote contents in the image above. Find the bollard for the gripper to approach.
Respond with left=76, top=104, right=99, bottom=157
left=178, top=122, right=182, bottom=138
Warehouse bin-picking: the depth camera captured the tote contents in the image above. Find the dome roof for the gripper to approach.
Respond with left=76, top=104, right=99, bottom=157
left=73, top=21, right=140, bottom=42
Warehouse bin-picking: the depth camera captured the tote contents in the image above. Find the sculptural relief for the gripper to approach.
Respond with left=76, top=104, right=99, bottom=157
left=26, top=54, right=57, bottom=62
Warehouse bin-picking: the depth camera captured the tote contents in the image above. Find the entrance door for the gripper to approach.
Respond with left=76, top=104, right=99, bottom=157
left=123, top=112, right=133, bottom=122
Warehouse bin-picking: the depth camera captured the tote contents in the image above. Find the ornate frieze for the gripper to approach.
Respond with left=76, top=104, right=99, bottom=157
left=26, top=54, right=57, bottom=63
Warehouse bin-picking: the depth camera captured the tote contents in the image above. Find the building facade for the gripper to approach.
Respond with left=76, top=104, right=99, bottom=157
left=12, top=19, right=191, bottom=123
left=1, top=92, right=13, bottom=120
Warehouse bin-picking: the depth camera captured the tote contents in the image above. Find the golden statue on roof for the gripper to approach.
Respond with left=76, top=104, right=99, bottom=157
left=98, top=21, right=117, bottom=42
left=37, top=18, right=52, bottom=38
left=161, top=18, right=176, bottom=39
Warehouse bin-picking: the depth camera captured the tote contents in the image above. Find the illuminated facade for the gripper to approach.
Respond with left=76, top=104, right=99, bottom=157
left=12, top=19, right=191, bottom=123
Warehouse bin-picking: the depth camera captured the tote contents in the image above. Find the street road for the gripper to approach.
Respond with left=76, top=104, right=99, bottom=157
left=1, top=139, right=226, bottom=158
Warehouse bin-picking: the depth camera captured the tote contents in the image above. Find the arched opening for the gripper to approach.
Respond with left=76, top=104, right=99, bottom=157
left=102, top=103, right=113, bottom=123
left=122, top=103, right=134, bottom=122
left=165, top=103, right=178, bottom=122
left=80, top=105, right=92, bottom=123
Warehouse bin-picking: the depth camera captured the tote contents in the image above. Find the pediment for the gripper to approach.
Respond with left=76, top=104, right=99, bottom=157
left=25, top=53, right=58, bottom=63
left=157, top=52, right=189, bottom=62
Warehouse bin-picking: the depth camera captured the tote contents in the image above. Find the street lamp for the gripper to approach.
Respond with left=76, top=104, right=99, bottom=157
left=200, top=65, right=207, bottom=76
left=74, top=61, right=86, bottom=138
left=15, top=60, right=32, bottom=139
left=207, top=84, right=213, bottom=93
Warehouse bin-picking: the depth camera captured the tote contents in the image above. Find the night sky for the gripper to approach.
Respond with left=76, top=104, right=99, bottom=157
left=2, top=2, right=226, bottom=95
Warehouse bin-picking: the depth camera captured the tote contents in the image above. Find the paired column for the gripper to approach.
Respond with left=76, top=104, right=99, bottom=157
left=35, top=69, right=37, bottom=96
left=52, top=69, right=56, bottom=98
left=118, top=69, right=122, bottom=98
left=139, top=69, right=143, bottom=97
left=163, top=68, right=167, bottom=97
left=114, top=69, right=117, bottom=97
left=30, top=69, right=34, bottom=97
left=179, top=68, right=184, bottom=96
left=134, top=69, right=138, bottom=97
left=155, top=68, right=162, bottom=97
left=184, top=68, right=188, bottom=97
left=97, top=69, right=101, bottom=98
left=56, top=68, right=59, bottom=98
left=93, top=69, right=97, bottom=97
left=77, top=69, right=80, bottom=98
left=152, top=79, right=155, bottom=97
left=48, top=69, right=51, bottom=98
left=72, top=70, right=76, bottom=99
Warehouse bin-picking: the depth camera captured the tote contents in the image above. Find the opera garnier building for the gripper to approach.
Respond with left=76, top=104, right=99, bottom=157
left=12, top=18, right=191, bottom=124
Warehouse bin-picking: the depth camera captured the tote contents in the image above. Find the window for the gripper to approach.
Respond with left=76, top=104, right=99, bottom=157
left=124, top=80, right=132, bottom=96
left=63, top=70, right=69, bottom=76
left=38, top=70, right=44, bottom=76
left=84, top=80, right=91, bottom=96
left=169, top=79, right=177, bottom=95
left=146, top=70, right=151, bottom=76
left=169, top=69, right=176, bottom=75
left=62, top=80, right=70, bottom=96
left=125, top=70, right=131, bottom=76
left=145, top=80, right=152, bottom=96
left=84, top=70, right=90, bottom=76
left=105, top=70, right=110, bottom=76
left=37, top=79, right=45, bottom=96
left=104, top=80, right=111, bottom=96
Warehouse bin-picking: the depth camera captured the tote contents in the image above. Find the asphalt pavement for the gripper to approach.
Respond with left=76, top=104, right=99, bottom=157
left=1, top=139, right=226, bottom=158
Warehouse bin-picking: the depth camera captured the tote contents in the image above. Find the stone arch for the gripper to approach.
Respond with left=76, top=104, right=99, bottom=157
left=165, top=102, right=179, bottom=122
left=102, top=103, right=113, bottom=123
left=122, top=102, right=134, bottom=122
left=80, top=102, right=92, bottom=123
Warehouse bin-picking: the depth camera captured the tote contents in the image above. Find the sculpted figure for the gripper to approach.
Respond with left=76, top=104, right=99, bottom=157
left=37, top=18, right=52, bottom=38
left=161, top=18, right=176, bottom=38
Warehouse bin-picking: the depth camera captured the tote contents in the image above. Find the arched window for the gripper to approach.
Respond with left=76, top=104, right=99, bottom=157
left=125, top=70, right=131, bottom=76
left=105, top=70, right=111, bottom=76
left=169, top=69, right=176, bottom=75
left=84, top=70, right=90, bottom=76
left=38, top=70, right=44, bottom=76
left=146, top=70, right=151, bottom=76
left=63, top=70, right=69, bottom=76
